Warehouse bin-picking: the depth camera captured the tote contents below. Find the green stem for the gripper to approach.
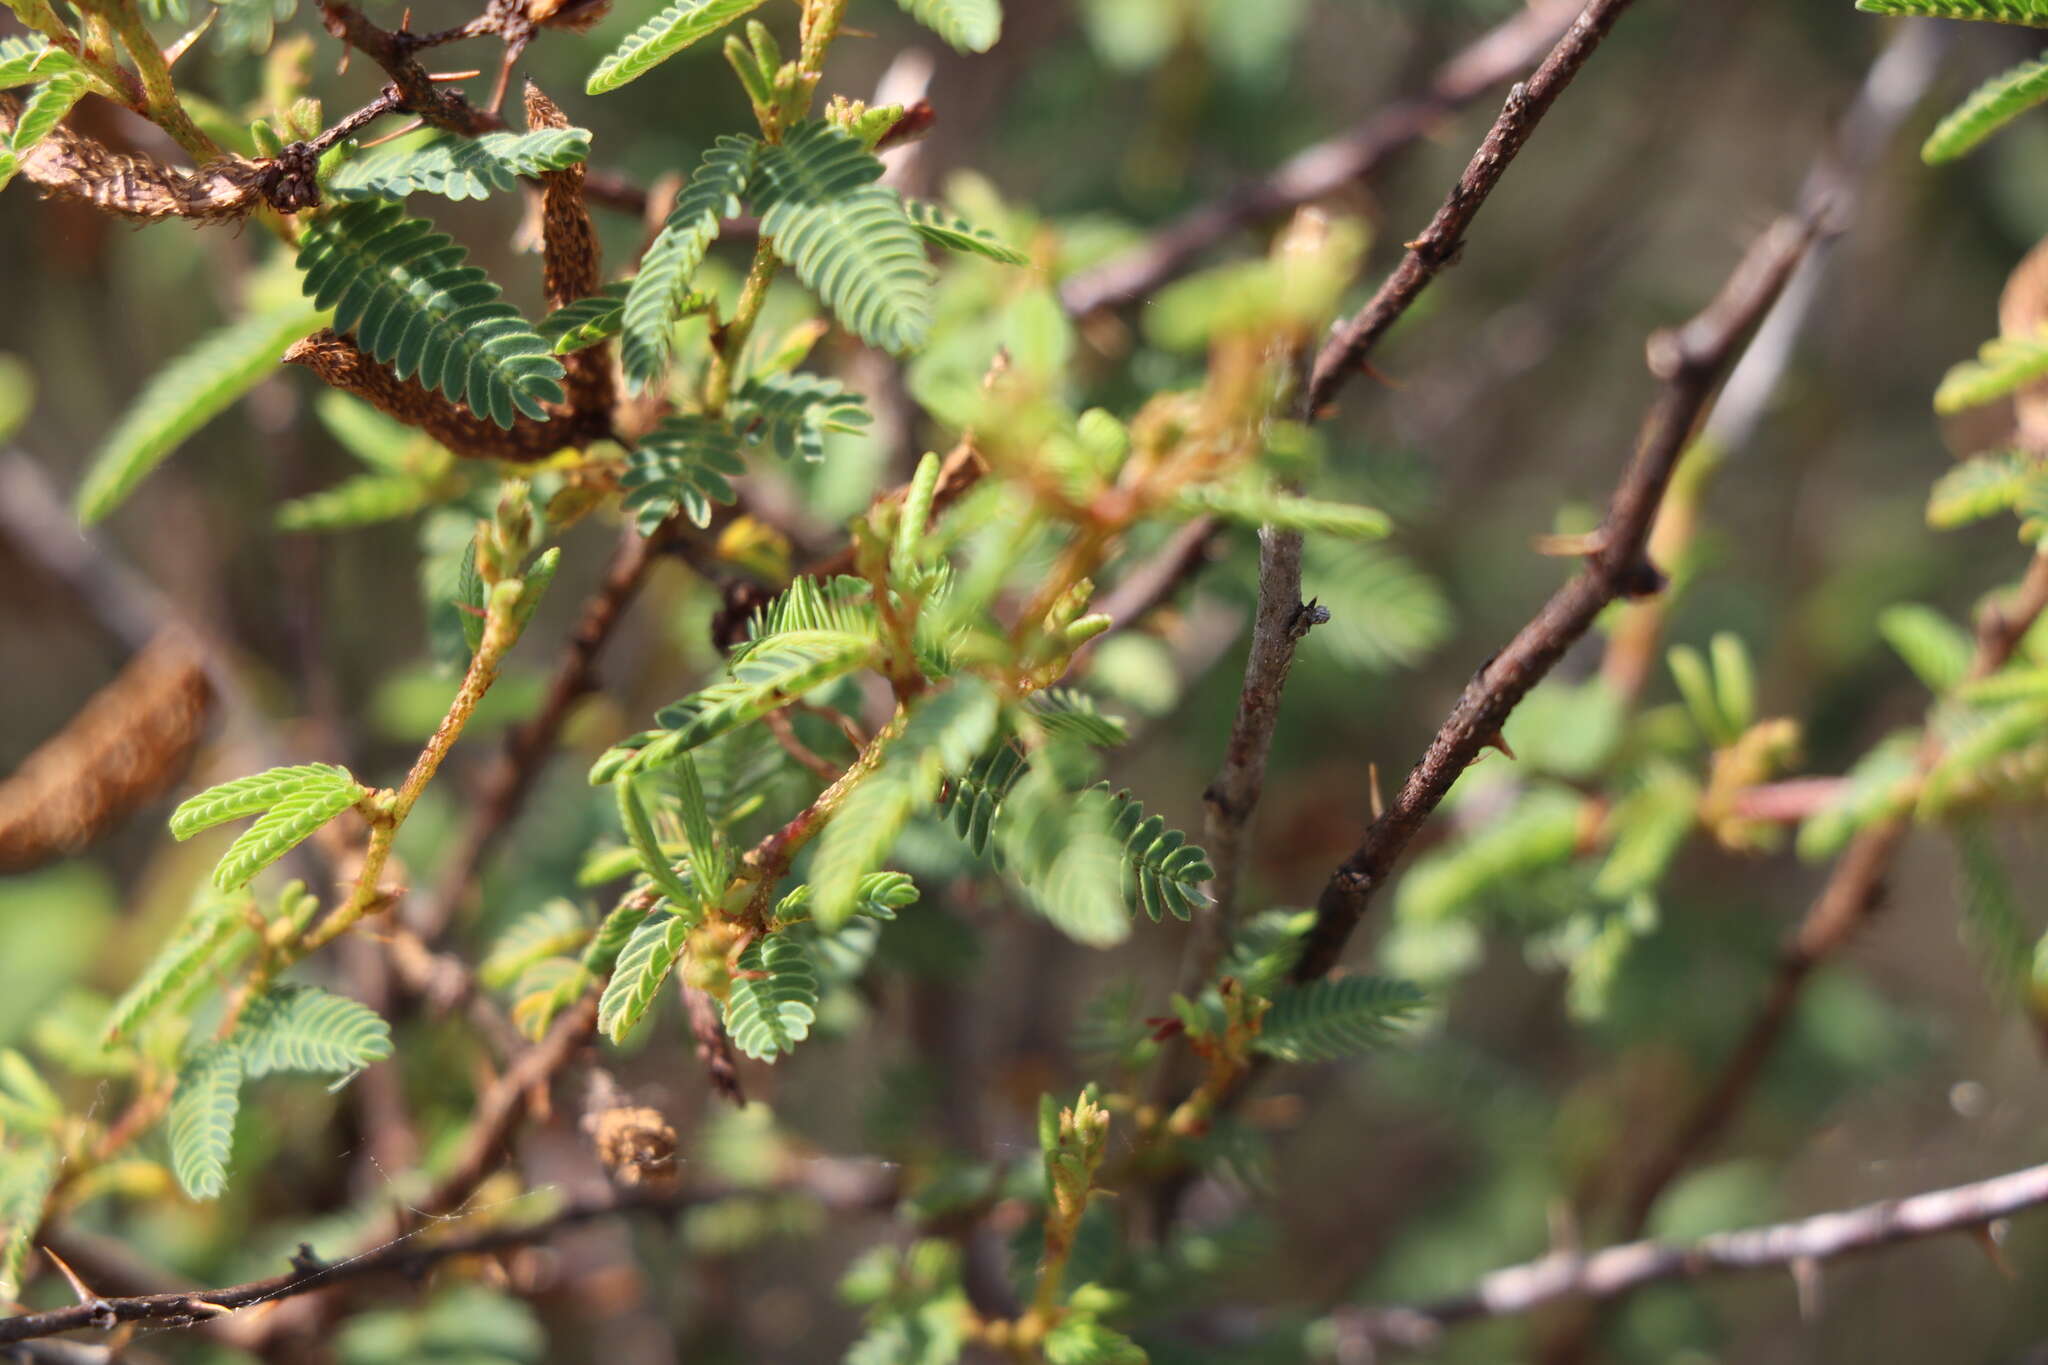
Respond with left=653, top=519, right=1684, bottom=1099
left=84, top=0, right=220, bottom=163
left=703, top=236, right=779, bottom=415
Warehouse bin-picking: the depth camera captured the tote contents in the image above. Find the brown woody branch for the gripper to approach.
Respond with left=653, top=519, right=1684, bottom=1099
left=1330, top=1158, right=2048, bottom=1354
left=1291, top=212, right=1818, bottom=985
left=1057, top=0, right=1583, bottom=317
left=1612, top=548, right=2048, bottom=1238
left=1198, top=0, right=1642, bottom=973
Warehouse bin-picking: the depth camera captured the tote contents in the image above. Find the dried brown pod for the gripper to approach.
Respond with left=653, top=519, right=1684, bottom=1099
left=283, top=330, right=608, bottom=461
left=584, top=1105, right=679, bottom=1189
left=522, top=81, right=613, bottom=420
left=526, top=0, right=612, bottom=32
left=0, top=95, right=320, bottom=222
left=0, top=629, right=211, bottom=873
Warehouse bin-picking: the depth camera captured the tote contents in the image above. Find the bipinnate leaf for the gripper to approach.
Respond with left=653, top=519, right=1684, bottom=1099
left=169, top=1043, right=243, bottom=1200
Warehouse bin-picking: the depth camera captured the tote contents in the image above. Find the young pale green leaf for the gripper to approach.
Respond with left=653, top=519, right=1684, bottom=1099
left=616, top=776, right=699, bottom=908
left=297, top=200, right=566, bottom=427
left=722, top=935, right=819, bottom=1062
left=586, top=0, right=772, bottom=94
left=538, top=282, right=634, bottom=354
left=905, top=198, right=1026, bottom=263
left=171, top=764, right=361, bottom=840
left=169, top=1043, right=244, bottom=1200
left=1879, top=604, right=1974, bottom=695
left=210, top=781, right=365, bottom=892
left=1928, top=450, right=2039, bottom=528
left=893, top=0, right=1001, bottom=51
left=810, top=765, right=921, bottom=929
left=1924, top=51, right=2048, bottom=162
left=1042, top=1318, right=1145, bottom=1365
left=511, top=957, right=590, bottom=1040
left=77, top=303, right=327, bottom=523
left=732, top=372, right=871, bottom=462
left=752, top=122, right=935, bottom=353
left=622, top=135, right=754, bottom=388
left=325, top=128, right=592, bottom=201
left=1025, top=689, right=1128, bottom=749
left=233, top=985, right=393, bottom=1077
left=596, top=912, right=691, bottom=1042
left=775, top=870, right=919, bottom=925
left=1255, top=976, right=1425, bottom=1063
left=1857, top=0, right=2048, bottom=24
left=1920, top=699, right=2048, bottom=815
left=1934, top=330, right=2048, bottom=414
left=619, top=414, right=746, bottom=532
left=1174, top=479, right=1389, bottom=540
left=101, top=894, right=246, bottom=1042
left=482, top=901, right=593, bottom=989
left=1796, top=732, right=1919, bottom=861
left=275, top=471, right=432, bottom=532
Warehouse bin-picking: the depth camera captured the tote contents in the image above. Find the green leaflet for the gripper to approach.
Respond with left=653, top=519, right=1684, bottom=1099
left=905, top=198, right=1027, bottom=263
left=732, top=372, right=871, bottom=462
left=101, top=894, right=246, bottom=1042
left=810, top=766, right=922, bottom=930
left=623, top=135, right=755, bottom=389
left=752, top=122, right=935, bottom=353
left=1857, top=0, right=2048, bottom=24
left=297, top=201, right=567, bottom=427
left=0, top=1142, right=59, bottom=1301
left=482, top=901, right=594, bottom=989
left=616, top=775, right=700, bottom=908
left=76, top=302, right=328, bottom=523
left=596, top=912, right=692, bottom=1042
left=1027, top=689, right=1129, bottom=749
left=893, top=0, right=1002, bottom=52
left=1254, top=976, right=1425, bottom=1063
left=1007, top=784, right=1130, bottom=947
left=0, top=36, right=81, bottom=90
left=213, top=0, right=297, bottom=50
left=739, top=574, right=878, bottom=643
left=211, top=782, right=364, bottom=892
left=648, top=630, right=879, bottom=752
left=8, top=71, right=85, bottom=156
left=1173, top=478, right=1389, bottom=540
left=171, top=763, right=362, bottom=839
left=721, top=935, right=818, bottom=1062
left=325, top=128, right=592, bottom=202
left=774, top=870, right=919, bottom=925
left=1042, top=1318, right=1145, bottom=1365
left=1106, top=788, right=1212, bottom=923
left=1934, top=330, right=2048, bottom=413
left=619, top=414, right=746, bottom=532
left=539, top=282, right=634, bottom=355
left=586, top=0, right=772, bottom=94
left=1924, top=51, right=2048, bottom=162
left=169, top=1043, right=243, bottom=1200
left=233, top=985, right=394, bottom=1078
left=1797, top=732, right=1919, bottom=861
left=1928, top=451, right=2040, bottom=528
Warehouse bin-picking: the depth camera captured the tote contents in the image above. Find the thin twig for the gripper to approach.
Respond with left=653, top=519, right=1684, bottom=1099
left=1057, top=0, right=1583, bottom=317
left=1329, top=1158, right=2048, bottom=1354
left=0, top=1160, right=900, bottom=1347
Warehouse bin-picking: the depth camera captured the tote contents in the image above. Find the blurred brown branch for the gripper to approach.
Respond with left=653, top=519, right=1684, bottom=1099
left=1329, top=1157, right=2048, bottom=1355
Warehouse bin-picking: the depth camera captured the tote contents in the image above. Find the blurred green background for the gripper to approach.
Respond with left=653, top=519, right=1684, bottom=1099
left=7, top=1, right=2048, bottom=1361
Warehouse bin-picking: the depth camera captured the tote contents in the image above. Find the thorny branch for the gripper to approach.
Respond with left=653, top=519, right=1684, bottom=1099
left=1291, top=211, right=1819, bottom=984
left=1196, top=0, right=1643, bottom=979
left=0, top=1158, right=900, bottom=1347
left=1329, top=1158, right=2048, bottom=1355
